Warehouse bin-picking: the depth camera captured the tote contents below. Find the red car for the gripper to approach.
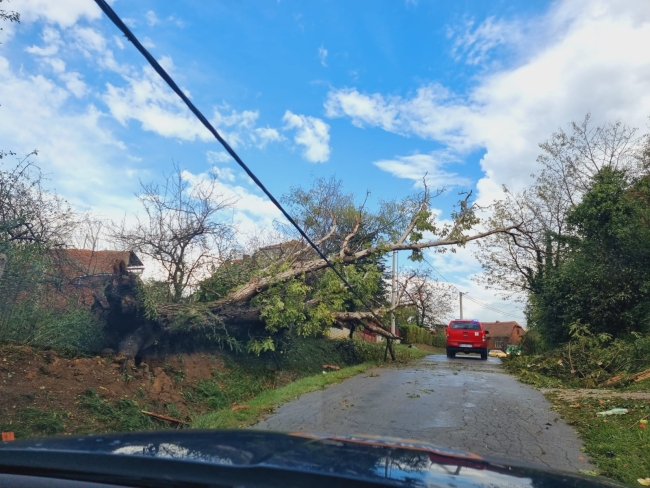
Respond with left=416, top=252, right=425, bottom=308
left=445, top=319, right=489, bottom=360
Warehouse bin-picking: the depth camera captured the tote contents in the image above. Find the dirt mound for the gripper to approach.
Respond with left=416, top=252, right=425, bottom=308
left=0, top=344, right=227, bottom=438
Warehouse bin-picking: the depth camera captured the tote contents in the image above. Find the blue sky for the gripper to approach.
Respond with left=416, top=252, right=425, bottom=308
left=2, top=0, right=650, bottom=322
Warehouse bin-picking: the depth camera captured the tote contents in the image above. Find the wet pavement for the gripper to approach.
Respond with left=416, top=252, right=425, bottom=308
left=254, top=354, right=595, bottom=473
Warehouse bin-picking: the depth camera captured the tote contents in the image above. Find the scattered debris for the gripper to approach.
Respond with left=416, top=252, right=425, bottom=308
left=322, top=364, right=340, bottom=371
left=638, top=478, right=650, bottom=486
left=231, top=405, right=250, bottom=412
left=630, top=369, right=650, bottom=383
left=569, top=404, right=582, bottom=408
left=407, top=394, right=420, bottom=399
left=1, top=432, right=15, bottom=441
left=596, top=408, right=629, bottom=416
left=140, top=410, right=186, bottom=425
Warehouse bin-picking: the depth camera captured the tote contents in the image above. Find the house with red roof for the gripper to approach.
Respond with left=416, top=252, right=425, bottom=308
left=481, top=321, right=525, bottom=351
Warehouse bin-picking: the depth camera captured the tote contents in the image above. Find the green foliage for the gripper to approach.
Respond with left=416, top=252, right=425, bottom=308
left=136, top=279, right=170, bottom=320
left=196, top=259, right=255, bottom=302
left=518, top=328, right=547, bottom=355
left=431, top=333, right=446, bottom=348
left=191, top=365, right=275, bottom=410
left=0, top=407, right=66, bottom=438
left=399, top=324, right=435, bottom=346
left=78, top=389, right=158, bottom=431
left=504, top=330, right=650, bottom=388
left=529, top=168, right=650, bottom=344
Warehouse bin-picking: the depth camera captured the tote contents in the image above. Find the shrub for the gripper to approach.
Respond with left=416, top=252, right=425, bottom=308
left=504, top=328, right=650, bottom=387
left=431, top=333, right=446, bottom=348
left=0, top=305, right=105, bottom=355
left=399, top=324, right=435, bottom=346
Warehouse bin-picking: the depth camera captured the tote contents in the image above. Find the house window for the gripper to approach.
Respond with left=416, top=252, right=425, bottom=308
left=494, top=339, right=506, bottom=349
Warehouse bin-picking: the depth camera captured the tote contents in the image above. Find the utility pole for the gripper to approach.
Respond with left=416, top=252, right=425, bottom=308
left=459, top=291, right=464, bottom=319
left=391, top=250, right=397, bottom=335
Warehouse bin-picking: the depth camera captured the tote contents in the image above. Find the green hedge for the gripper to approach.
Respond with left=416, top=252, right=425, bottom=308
left=431, top=333, right=446, bottom=348
left=399, top=324, right=441, bottom=347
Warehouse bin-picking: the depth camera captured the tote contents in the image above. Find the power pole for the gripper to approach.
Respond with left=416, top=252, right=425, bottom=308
left=391, top=250, right=397, bottom=335
left=459, top=291, right=464, bottom=319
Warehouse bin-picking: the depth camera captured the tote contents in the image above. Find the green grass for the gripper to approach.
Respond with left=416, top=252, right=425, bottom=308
left=77, top=388, right=161, bottom=432
left=549, top=396, right=650, bottom=485
left=192, top=362, right=375, bottom=429
left=0, top=407, right=67, bottom=438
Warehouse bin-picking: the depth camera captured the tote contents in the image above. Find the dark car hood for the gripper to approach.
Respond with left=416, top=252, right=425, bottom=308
left=0, top=430, right=623, bottom=487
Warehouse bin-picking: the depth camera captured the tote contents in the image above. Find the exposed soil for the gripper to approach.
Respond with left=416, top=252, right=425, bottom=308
left=0, top=338, right=361, bottom=439
left=0, top=344, right=248, bottom=437
left=0, top=344, right=223, bottom=412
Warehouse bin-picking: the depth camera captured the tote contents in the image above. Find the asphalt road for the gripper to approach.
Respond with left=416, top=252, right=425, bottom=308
left=254, top=354, right=594, bottom=473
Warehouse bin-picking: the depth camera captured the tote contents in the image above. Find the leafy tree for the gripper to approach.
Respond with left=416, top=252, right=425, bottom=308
left=475, top=115, right=644, bottom=300
left=110, top=175, right=519, bottom=361
left=529, top=167, right=650, bottom=343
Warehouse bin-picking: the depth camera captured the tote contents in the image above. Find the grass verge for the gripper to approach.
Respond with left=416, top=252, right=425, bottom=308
left=192, top=362, right=375, bottom=429
left=547, top=395, right=650, bottom=485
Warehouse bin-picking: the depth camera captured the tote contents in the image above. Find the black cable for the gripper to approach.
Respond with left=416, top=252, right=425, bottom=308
left=93, top=0, right=392, bottom=333
left=462, top=294, right=525, bottom=320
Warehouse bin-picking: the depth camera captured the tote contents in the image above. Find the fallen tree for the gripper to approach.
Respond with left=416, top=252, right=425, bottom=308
left=103, top=177, right=521, bottom=362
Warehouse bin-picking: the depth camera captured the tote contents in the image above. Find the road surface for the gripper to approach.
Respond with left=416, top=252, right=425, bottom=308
left=254, top=354, right=594, bottom=473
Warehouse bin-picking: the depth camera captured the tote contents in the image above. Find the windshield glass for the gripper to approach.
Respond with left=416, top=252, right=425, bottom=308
left=450, top=321, right=481, bottom=330
left=1, top=2, right=648, bottom=486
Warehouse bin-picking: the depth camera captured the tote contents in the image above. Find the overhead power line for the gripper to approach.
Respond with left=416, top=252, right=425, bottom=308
left=93, top=0, right=391, bottom=332
left=462, top=294, right=525, bottom=320
left=421, top=256, right=525, bottom=320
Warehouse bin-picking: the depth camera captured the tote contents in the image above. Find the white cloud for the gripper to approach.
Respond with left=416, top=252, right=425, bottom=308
left=17, top=0, right=102, bottom=28
left=282, top=110, right=331, bottom=163
left=102, top=58, right=283, bottom=148
left=145, top=10, right=159, bottom=27
left=167, top=15, right=187, bottom=28
left=72, top=26, right=107, bottom=54
left=0, top=55, right=128, bottom=205
left=254, top=127, right=284, bottom=147
left=25, top=27, right=61, bottom=56
left=373, top=153, right=471, bottom=188
left=181, top=169, right=283, bottom=235
left=448, top=16, right=515, bottom=65
left=325, top=85, right=475, bottom=151
left=46, top=58, right=66, bottom=73
left=59, top=71, right=88, bottom=97
left=142, top=37, right=156, bottom=49
left=113, top=35, right=125, bottom=50
left=207, top=150, right=232, bottom=164
left=318, top=45, right=328, bottom=67
left=326, top=0, right=650, bottom=201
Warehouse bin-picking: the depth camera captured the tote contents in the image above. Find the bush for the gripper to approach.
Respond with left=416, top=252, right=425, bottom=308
left=519, top=328, right=547, bottom=355
left=0, top=245, right=105, bottom=355
left=0, top=305, right=105, bottom=355
left=399, top=324, right=436, bottom=346
left=504, top=327, right=650, bottom=387
left=431, top=333, right=446, bottom=348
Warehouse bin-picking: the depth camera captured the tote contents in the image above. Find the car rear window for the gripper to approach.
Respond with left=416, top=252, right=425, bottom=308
left=450, top=321, right=481, bottom=330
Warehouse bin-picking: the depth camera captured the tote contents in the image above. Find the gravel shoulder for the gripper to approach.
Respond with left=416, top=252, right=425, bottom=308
left=254, top=354, right=595, bottom=473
